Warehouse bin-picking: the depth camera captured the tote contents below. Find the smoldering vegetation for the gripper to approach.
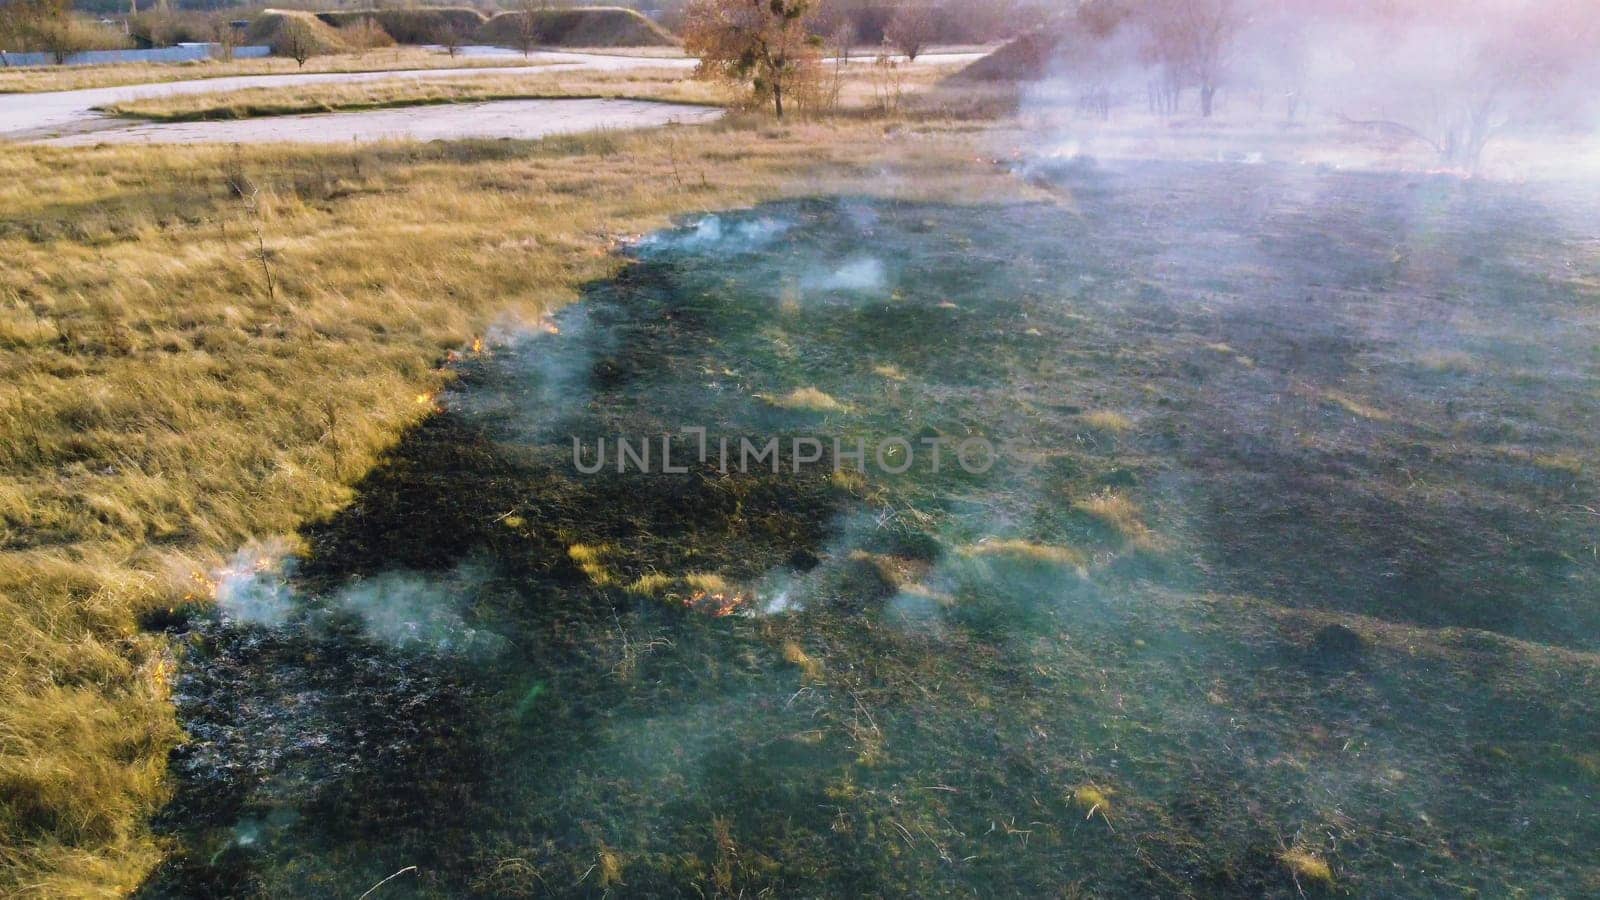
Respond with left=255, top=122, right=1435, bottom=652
left=980, top=0, right=1600, bottom=179
left=144, top=172, right=1600, bottom=896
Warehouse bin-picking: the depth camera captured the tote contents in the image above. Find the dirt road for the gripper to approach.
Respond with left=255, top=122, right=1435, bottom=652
left=0, top=50, right=983, bottom=144
left=38, top=97, right=723, bottom=146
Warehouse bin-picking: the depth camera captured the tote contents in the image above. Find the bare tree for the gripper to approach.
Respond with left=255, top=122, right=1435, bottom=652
left=870, top=43, right=906, bottom=114
left=683, top=0, right=823, bottom=119
left=435, top=20, right=466, bottom=59
left=209, top=14, right=236, bottom=62
left=885, top=3, right=935, bottom=62
left=40, top=15, right=88, bottom=64
left=275, top=18, right=316, bottom=68
left=512, top=0, right=543, bottom=57
left=0, top=0, right=89, bottom=64
left=1145, top=0, right=1241, bottom=117
left=820, top=21, right=855, bottom=111
left=1336, top=0, right=1600, bottom=171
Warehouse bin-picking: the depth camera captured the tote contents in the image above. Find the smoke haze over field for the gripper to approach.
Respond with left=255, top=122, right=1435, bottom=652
left=212, top=546, right=504, bottom=656
left=1008, top=0, right=1600, bottom=177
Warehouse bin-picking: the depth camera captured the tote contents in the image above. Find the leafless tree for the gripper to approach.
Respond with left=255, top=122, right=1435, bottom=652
left=512, top=0, right=543, bottom=57
left=885, top=3, right=935, bottom=62
left=435, top=21, right=467, bottom=59
left=209, top=14, right=236, bottom=62
left=1145, top=0, right=1242, bottom=117
left=1337, top=0, right=1600, bottom=170
left=275, top=19, right=316, bottom=68
left=0, top=0, right=90, bottom=64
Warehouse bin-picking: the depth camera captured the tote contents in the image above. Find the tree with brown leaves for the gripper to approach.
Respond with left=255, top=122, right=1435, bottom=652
left=683, top=0, right=822, bottom=118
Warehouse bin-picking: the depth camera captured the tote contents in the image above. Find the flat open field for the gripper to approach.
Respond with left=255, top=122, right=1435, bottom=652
left=0, top=104, right=1009, bottom=896
left=2, top=34, right=1598, bottom=900
left=132, top=157, right=1600, bottom=898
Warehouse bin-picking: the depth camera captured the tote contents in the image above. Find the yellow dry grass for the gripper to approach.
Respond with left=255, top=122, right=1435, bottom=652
left=780, top=640, right=824, bottom=681
left=1280, top=847, right=1335, bottom=885
left=1073, top=488, right=1158, bottom=550
left=1080, top=409, right=1133, bottom=433
left=964, top=539, right=1085, bottom=568
left=626, top=572, right=675, bottom=595
left=0, top=76, right=1027, bottom=893
left=568, top=542, right=620, bottom=586
left=1072, top=784, right=1113, bottom=819
left=766, top=387, right=847, bottom=412
left=102, top=67, right=727, bottom=122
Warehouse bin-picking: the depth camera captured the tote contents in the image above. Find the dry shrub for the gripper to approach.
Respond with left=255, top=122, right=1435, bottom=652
left=1073, top=488, right=1156, bottom=549
left=1280, top=847, right=1334, bottom=886
left=683, top=0, right=822, bottom=118
left=767, top=386, right=845, bottom=412
left=1080, top=409, right=1133, bottom=433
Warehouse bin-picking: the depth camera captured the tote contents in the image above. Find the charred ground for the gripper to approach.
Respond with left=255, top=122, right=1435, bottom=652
left=146, top=170, right=1599, bottom=897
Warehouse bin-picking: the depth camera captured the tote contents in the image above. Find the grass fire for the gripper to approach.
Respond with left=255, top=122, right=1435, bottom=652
left=1, top=1, right=1598, bottom=898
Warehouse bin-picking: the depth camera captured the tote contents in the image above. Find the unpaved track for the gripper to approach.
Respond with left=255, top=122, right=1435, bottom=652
left=0, top=51, right=694, bottom=141
left=0, top=51, right=983, bottom=145
left=40, top=97, right=723, bottom=146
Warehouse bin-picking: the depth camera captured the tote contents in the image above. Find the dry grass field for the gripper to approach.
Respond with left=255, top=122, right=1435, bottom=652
left=94, top=59, right=976, bottom=124
left=100, top=68, right=731, bottom=122
left=3, top=34, right=1598, bottom=899
left=0, top=84, right=1012, bottom=894
left=133, top=159, right=1600, bottom=898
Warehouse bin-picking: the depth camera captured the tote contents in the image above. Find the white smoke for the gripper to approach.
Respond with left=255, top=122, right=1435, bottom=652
left=635, top=214, right=794, bottom=256
left=208, top=546, right=504, bottom=657
left=334, top=565, right=507, bottom=656
left=802, top=257, right=890, bottom=294
left=1010, top=0, right=1600, bottom=180
left=214, top=543, right=296, bottom=628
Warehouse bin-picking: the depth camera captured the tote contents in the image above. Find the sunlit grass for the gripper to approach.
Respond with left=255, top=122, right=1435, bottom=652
left=765, top=386, right=848, bottom=412
left=963, top=538, right=1085, bottom=568
left=1280, top=847, right=1335, bottom=886
left=0, top=95, right=1016, bottom=894
left=1080, top=409, right=1133, bottom=433
left=1073, top=488, right=1157, bottom=550
left=101, top=68, right=728, bottom=122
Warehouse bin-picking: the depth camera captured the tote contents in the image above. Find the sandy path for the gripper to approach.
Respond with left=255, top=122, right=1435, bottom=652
left=0, top=51, right=695, bottom=141
left=38, top=97, right=723, bottom=146
left=0, top=50, right=982, bottom=144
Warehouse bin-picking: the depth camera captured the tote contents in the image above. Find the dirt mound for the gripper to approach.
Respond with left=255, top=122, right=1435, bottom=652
left=316, top=8, right=487, bottom=45
left=247, top=9, right=351, bottom=57
left=950, top=26, right=1063, bottom=82
left=477, top=7, right=678, bottom=49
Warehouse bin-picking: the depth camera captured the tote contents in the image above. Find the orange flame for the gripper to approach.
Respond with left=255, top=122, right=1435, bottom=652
left=184, top=555, right=273, bottom=602
left=181, top=570, right=215, bottom=602
left=686, top=591, right=748, bottom=618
